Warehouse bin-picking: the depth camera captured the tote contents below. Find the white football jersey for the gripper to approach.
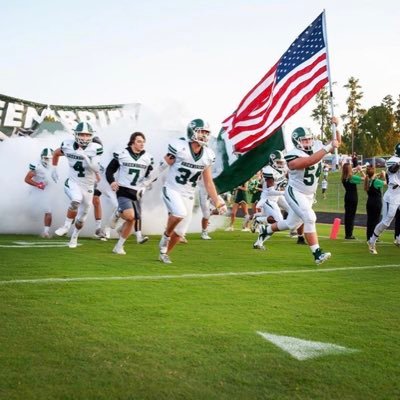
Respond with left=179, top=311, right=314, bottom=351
left=164, top=139, right=215, bottom=197
left=261, top=165, right=287, bottom=200
left=112, top=148, right=154, bottom=190
left=28, top=161, right=52, bottom=186
left=285, top=144, right=323, bottom=195
left=60, top=139, right=103, bottom=187
left=386, top=156, right=400, bottom=187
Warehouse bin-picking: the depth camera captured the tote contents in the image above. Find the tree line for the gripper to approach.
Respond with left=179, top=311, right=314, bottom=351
left=311, top=77, right=400, bottom=157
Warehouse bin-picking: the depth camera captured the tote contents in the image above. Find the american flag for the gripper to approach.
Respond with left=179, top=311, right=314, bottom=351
left=223, top=12, right=328, bottom=153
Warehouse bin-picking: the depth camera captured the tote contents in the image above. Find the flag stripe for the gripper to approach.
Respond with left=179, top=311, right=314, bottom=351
left=239, top=78, right=328, bottom=152
left=236, top=51, right=327, bottom=124
left=230, top=51, right=327, bottom=134
left=232, top=63, right=328, bottom=149
left=235, top=73, right=328, bottom=152
left=223, top=12, right=328, bottom=153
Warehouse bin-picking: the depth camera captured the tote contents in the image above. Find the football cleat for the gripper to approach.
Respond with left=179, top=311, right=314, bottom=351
left=201, top=231, right=212, bottom=240
left=112, top=245, right=126, bottom=255
left=368, top=241, right=378, bottom=255
left=253, top=242, right=266, bottom=250
left=225, top=226, right=234, bottom=231
left=314, top=248, right=331, bottom=265
left=109, top=210, right=121, bottom=229
left=250, top=218, right=261, bottom=233
left=94, top=228, right=107, bottom=240
left=55, top=225, right=70, bottom=237
left=394, top=239, right=400, bottom=247
left=40, top=232, right=51, bottom=239
left=179, top=236, right=188, bottom=244
left=137, top=236, right=149, bottom=244
left=297, top=236, right=306, bottom=245
left=104, top=227, right=111, bottom=239
left=241, top=227, right=251, bottom=232
left=68, top=237, right=78, bottom=249
left=159, top=253, right=172, bottom=264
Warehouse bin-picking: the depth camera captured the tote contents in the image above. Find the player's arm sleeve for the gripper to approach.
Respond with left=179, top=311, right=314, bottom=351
left=105, top=157, right=120, bottom=184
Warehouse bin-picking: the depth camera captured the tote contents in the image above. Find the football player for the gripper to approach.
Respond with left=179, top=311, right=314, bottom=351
left=158, top=118, right=227, bottom=264
left=52, top=122, right=103, bottom=248
left=251, top=150, right=289, bottom=234
left=368, top=142, right=400, bottom=254
left=253, top=119, right=339, bottom=265
left=24, top=147, right=54, bottom=238
left=105, top=132, right=154, bottom=255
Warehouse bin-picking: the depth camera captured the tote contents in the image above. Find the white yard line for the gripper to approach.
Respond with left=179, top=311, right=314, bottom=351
left=0, top=264, right=399, bottom=286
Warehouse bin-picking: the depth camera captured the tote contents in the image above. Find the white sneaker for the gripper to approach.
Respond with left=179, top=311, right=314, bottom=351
left=112, top=245, right=126, bottom=255
left=40, top=232, right=51, bottom=239
left=241, top=227, right=251, bottom=232
left=159, top=253, right=172, bottom=264
left=137, top=236, right=149, bottom=244
left=201, top=232, right=212, bottom=240
left=159, top=235, right=170, bottom=253
left=250, top=218, right=260, bottom=233
left=225, top=226, right=234, bottom=231
left=94, top=228, right=107, bottom=240
left=55, top=226, right=70, bottom=237
left=109, top=211, right=120, bottom=229
left=69, top=237, right=78, bottom=249
left=179, top=236, right=188, bottom=244
left=368, top=241, right=378, bottom=255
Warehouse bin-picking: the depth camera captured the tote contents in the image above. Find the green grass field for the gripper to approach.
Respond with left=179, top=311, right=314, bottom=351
left=1, top=222, right=399, bottom=399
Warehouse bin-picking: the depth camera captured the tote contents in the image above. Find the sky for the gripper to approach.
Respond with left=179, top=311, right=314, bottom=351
left=1, top=0, right=400, bottom=135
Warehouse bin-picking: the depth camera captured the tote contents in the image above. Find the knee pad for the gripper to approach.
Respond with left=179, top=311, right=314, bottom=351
left=303, top=216, right=317, bottom=233
left=69, top=201, right=80, bottom=212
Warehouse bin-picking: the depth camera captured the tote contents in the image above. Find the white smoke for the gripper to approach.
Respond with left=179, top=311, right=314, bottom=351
left=0, top=103, right=224, bottom=237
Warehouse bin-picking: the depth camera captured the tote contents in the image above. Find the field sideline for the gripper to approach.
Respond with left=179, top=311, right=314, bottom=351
left=1, top=223, right=399, bottom=399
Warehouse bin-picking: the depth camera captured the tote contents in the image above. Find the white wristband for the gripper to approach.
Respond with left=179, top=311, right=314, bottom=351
left=323, top=143, right=333, bottom=154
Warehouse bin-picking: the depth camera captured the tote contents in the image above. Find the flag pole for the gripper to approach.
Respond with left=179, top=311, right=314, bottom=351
left=322, top=9, right=339, bottom=151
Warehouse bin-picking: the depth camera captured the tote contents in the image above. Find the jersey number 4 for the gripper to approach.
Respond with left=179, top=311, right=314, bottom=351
left=73, top=161, right=85, bottom=177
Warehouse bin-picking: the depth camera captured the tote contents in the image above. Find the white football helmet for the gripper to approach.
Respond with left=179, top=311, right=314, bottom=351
left=269, top=150, right=286, bottom=172
left=187, top=119, right=211, bottom=146
left=292, top=127, right=314, bottom=152
left=74, top=122, right=95, bottom=147
left=40, top=148, right=54, bottom=168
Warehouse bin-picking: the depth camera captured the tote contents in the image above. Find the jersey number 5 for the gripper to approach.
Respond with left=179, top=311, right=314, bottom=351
left=303, top=163, right=321, bottom=186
